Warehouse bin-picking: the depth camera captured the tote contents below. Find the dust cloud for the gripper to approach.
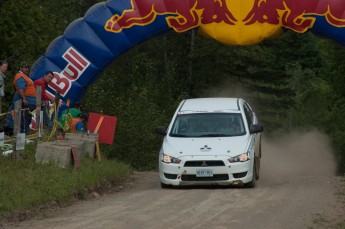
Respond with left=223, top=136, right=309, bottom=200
left=201, top=83, right=337, bottom=178
left=199, top=80, right=261, bottom=110
left=200, top=80, right=250, bottom=99
left=261, top=129, right=337, bottom=181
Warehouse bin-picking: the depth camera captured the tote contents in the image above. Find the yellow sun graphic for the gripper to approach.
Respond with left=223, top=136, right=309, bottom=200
left=199, top=0, right=283, bottom=45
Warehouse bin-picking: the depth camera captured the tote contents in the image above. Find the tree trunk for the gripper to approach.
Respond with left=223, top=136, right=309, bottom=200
left=163, top=35, right=168, bottom=78
left=188, top=29, right=195, bottom=94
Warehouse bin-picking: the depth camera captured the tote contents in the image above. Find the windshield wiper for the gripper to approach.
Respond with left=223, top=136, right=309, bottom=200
left=199, top=134, right=229, bottom=137
left=170, top=133, right=188, bottom=137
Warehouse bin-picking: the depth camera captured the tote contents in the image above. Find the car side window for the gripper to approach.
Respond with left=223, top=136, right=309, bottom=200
left=243, top=103, right=253, bottom=127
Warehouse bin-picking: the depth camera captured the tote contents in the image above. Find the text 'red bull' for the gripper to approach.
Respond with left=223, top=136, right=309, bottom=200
left=244, top=0, right=345, bottom=32
left=105, top=0, right=237, bottom=33
left=49, top=47, right=90, bottom=96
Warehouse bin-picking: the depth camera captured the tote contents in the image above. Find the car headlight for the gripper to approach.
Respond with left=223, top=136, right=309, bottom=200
left=228, top=152, right=250, bottom=163
left=161, top=154, right=181, bottom=164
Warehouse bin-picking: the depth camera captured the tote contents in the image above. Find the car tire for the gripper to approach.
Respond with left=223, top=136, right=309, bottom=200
left=160, top=182, right=171, bottom=189
left=255, top=156, right=260, bottom=180
left=245, top=160, right=256, bottom=188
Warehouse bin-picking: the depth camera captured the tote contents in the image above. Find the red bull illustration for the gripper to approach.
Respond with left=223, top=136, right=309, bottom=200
left=244, top=0, right=345, bottom=33
left=105, top=0, right=345, bottom=44
left=27, top=0, right=345, bottom=106
left=105, top=0, right=237, bottom=33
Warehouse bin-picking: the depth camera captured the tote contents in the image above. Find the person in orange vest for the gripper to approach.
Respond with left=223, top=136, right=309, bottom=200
left=69, top=113, right=88, bottom=132
left=11, top=61, right=37, bottom=134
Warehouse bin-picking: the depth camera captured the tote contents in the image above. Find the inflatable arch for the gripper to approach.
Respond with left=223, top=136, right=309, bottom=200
left=30, top=0, right=345, bottom=104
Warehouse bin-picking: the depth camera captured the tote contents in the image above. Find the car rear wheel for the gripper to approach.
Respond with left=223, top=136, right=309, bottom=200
left=245, top=160, right=256, bottom=188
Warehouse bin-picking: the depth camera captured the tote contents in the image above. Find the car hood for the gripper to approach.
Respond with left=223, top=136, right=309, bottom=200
left=163, top=135, right=249, bottom=158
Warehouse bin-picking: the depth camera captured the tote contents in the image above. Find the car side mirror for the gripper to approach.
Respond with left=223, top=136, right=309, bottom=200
left=155, top=126, right=167, bottom=136
left=250, top=124, right=264, bottom=134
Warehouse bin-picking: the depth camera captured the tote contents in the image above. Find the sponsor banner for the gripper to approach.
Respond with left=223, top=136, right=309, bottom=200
left=30, top=0, right=345, bottom=105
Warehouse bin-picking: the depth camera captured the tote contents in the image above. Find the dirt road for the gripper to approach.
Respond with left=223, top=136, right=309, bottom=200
left=5, top=131, right=345, bottom=229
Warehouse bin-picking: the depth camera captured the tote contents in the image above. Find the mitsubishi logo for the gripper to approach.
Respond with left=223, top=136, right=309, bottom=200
left=200, top=145, right=212, bottom=152
left=201, top=161, right=207, bottom=166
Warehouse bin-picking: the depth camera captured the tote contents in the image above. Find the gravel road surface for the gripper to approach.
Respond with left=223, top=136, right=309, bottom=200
left=5, top=131, right=345, bottom=229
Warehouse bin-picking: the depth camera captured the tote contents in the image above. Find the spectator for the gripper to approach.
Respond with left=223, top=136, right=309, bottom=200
left=0, top=60, right=8, bottom=115
left=59, top=101, right=82, bottom=130
left=0, top=60, right=8, bottom=98
left=69, top=113, right=88, bottom=132
left=34, top=71, right=54, bottom=129
left=11, top=61, right=36, bottom=134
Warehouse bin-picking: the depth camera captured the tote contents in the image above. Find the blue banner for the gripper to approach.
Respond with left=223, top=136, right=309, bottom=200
left=29, top=0, right=345, bottom=105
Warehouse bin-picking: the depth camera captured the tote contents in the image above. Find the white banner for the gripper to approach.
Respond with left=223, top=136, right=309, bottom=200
left=0, top=132, right=4, bottom=147
left=16, top=133, right=26, bottom=150
left=39, top=110, right=44, bottom=138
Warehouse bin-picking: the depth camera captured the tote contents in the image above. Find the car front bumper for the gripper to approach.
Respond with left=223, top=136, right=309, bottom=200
left=159, top=155, right=254, bottom=186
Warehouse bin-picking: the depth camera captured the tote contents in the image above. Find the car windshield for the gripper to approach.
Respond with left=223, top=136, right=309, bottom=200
left=169, top=113, right=246, bottom=137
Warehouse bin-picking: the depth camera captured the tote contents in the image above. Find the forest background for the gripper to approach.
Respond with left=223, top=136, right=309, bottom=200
left=0, top=0, right=344, bottom=173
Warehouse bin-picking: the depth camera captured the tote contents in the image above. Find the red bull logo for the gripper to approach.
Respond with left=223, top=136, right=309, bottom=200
left=244, top=0, right=345, bottom=33
left=104, top=0, right=345, bottom=45
left=105, top=0, right=237, bottom=33
left=50, top=47, right=90, bottom=96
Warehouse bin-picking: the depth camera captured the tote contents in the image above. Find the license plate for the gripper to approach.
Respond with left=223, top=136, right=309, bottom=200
left=196, top=169, right=213, bottom=177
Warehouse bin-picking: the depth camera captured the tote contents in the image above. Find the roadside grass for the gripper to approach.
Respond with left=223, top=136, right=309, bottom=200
left=312, top=213, right=329, bottom=225
left=335, top=177, right=345, bottom=228
left=311, top=217, right=345, bottom=229
left=0, top=142, right=131, bottom=216
left=309, top=176, right=345, bottom=229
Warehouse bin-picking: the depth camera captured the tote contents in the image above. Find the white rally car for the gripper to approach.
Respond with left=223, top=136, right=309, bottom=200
left=156, top=98, right=263, bottom=188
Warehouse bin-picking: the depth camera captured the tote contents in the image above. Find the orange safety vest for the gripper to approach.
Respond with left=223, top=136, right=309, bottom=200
left=13, top=72, right=36, bottom=97
left=69, top=117, right=82, bottom=132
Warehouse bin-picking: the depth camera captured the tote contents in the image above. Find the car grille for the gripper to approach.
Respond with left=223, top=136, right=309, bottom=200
left=184, top=160, right=225, bottom=167
left=181, top=174, right=229, bottom=181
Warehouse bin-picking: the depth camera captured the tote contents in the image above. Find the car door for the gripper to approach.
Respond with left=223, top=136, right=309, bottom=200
left=243, top=102, right=260, bottom=157
left=243, top=102, right=262, bottom=179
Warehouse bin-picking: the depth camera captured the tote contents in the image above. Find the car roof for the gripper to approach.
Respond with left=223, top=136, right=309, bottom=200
left=179, top=98, right=242, bottom=113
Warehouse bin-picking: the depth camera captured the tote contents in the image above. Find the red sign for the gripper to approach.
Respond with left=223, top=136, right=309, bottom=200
left=87, top=112, right=117, bottom=144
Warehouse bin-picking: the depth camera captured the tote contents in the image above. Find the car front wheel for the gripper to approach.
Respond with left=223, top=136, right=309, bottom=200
left=255, top=156, right=260, bottom=180
left=245, top=160, right=256, bottom=188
